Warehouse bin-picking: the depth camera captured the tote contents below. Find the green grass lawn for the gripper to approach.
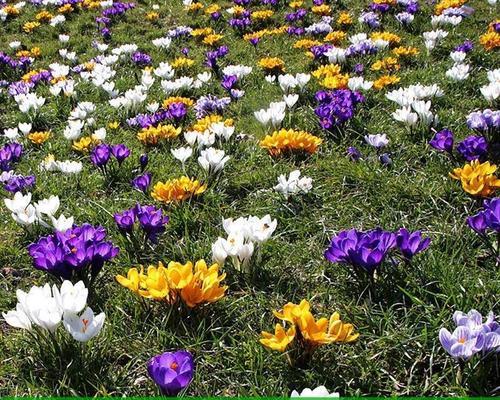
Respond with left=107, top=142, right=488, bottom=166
left=0, top=0, right=499, bottom=396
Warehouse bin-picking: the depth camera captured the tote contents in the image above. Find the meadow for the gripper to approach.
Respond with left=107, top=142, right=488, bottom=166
left=0, top=0, right=499, bottom=396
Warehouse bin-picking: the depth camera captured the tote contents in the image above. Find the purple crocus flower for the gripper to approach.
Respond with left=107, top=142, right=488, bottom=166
left=249, top=37, right=260, bottom=47
left=114, top=208, right=136, bottom=233
left=439, top=325, right=485, bottom=361
left=135, top=204, right=169, bottom=243
left=221, top=75, right=238, bottom=91
left=140, top=153, right=149, bottom=172
left=131, top=51, right=152, bottom=66
left=396, top=228, right=431, bottom=260
left=28, top=223, right=119, bottom=280
left=314, top=89, right=364, bottom=129
left=429, top=129, right=454, bottom=153
left=454, top=40, right=474, bottom=53
left=453, top=310, right=500, bottom=353
left=131, top=172, right=152, bottom=193
left=456, top=135, right=488, bottom=161
left=4, top=175, right=36, bottom=193
left=147, top=350, right=194, bottom=396
left=111, top=144, right=131, bottom=164
left=467, top=211, right=487, bottom=234
left=90, top=144, right=112, bottom=168
left=347, top=146, right=362, bottom=161
left=324, top=228, right=396, bottom=273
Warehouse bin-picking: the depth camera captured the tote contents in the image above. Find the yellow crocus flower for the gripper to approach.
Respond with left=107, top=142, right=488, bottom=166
left=260, top=324, right=296, bottom=352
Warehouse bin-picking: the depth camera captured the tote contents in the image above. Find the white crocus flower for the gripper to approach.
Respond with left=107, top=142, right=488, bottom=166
left=249, top=215, right=277, bottom=243
left=63, top=307, right=105, bottom=342
left=4, top=191, right=32, bottom=214
left=198, top=148, right=230, bottom=173
left=291, top=386, right=339, bottom=397
left=171, top=147, right=193, bottom=164
left=365, top=133, right=389, bottom=148
left=209, top=122, right=235, bottom=140
left=18, top=122, right=32, bottom=135
left=283, top=94, right=299, bottom=108
left=51, top=214, right=74, bottom=232
left=12, top=205, right=37, bottom=226
left=54, top=281, right=88, bottom=314
left=212, top=237, right=228, bottom=265
left=445, top=63, right=470, bottom=81
left=34, top=195, right=60, bottom=219
left=392, top=107, right=418, bottom=126
left=20, top=284, right=63, bottom=332
left=274, top=170, right=312, bottom=198
left=2, top=303, right=32, bottom=330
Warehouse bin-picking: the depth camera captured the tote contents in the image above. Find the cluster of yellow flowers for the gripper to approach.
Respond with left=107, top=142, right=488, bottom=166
left=312, top=64, right=349, bottom=89
left=480, top=21, right=500, bottom=51
left=371, top=57, right=400, bottom=72
left=243, top=26, right=288, bottom=42
left=146, top=11, right=159, bottom=21
left=370, top=31, right=401, bottom=45
left=27, top=131, right=51, bottom=145
left=151, top=176, right=207, bottom=203
left=203, top=34, right=224, bottom=46
left=3, top=5, right=20, bottom=17
left=58, top=4, right=74, bottom=14
left=186, top=2, right=203, bottom=12
left=260, top=129, right=323, bottom=156
left=373, top=75, right=400, bottom=90
left=260, top=300, right=358, bottom=365
left=311, top=4, right=331, bottom=16
left=72, top=136, right=100, bottom=152
left=205, top=4, right=220, bottom=15
left=324, top=30, right=347, bottom=44
left=293, top=39, right=322, bottom=50
left=137, top=124, right=181, bottom=145
left=450, top=160, right=500, bottom=197
left=35, top=10, right=54, bottom=22
left=258, top=57, right=286, bottom=72
left=116, top=260, right=227, bottom=308
left=434, top=0, right=467, bottom=15
left=17, top=47, right=41, bottom=59
left=162, top=96, right=194, bottom=108
left=190, top=115, right=233, bottom=132
left=23, top=21, right=41, bottom=33
left=251, top=10, right=274, bottom=20
left=392, top=46, right=419, bottom=58
left=171, top=57, right=195, bottom=69
left=336, top=11, right=352, bottom=25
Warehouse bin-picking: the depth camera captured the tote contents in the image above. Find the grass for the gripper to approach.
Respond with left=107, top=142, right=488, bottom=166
left=0, top=0, right=499, bottom=396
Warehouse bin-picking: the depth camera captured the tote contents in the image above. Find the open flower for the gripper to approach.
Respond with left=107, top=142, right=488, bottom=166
left=151, top=176, right=206, bottom=203
left=260, top=129, right=322, bottom=156
left=147, top=350, right=194, bottom=395
left=261, top=299, right=358, bottom=366
left=450, top=160, right=500, bottom=197
left=63, top=306, right=105, bottom=342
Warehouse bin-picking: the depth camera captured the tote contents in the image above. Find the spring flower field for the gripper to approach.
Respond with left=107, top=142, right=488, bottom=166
left=0, top=0, right=499, bottom=396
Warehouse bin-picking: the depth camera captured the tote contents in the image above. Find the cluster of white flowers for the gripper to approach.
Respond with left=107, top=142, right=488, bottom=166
left=4, top=192, right=74, bottom=231
left=2, top=281, right=105, bottom=342
left=387, top=84, right=443, bottom=128
left=274, top=170, right=313, bottom=199
left=212, top=215, right=277, bottom=274
left=481, top=69, right=500, bottom=102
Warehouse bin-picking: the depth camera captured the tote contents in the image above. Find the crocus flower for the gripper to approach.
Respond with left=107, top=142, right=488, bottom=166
left=291, top=386, right=339, bottom=397
left=111, top=144, right=131, bottom=164
left=429, top=129, right=454, bottom=153
left=90, top=144, right=111, bottom=168
left=147, top=350, right=194, bottom=395
left=131, top=172, right=152, bottom=193
left=140, top=153, right=149, bottom=171
left=324, top=228, right=396, bottom=273
left=439, top=325, right=484, bottom=360
left=395, top=228, right=431, bottom=259
left=135, top=204, right=169, bottom=243
left=63, top=306, right=105, bottom=342
left=457, top=135, right=488, bottom=161
left=114, top=208, right=136, bottom=233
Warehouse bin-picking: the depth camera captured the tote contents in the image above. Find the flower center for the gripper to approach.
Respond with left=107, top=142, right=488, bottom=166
left=170, top=362, right=178, bottom=370
left=458, top=337, right=466, bottom=344
left=81, top=318, right=89, bottom=333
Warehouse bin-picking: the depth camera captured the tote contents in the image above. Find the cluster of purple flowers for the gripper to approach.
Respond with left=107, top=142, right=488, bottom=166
left=127, top=103, right=188, bottom=129
left=287, top=26, right=305, bottom=36
left=346, top=40, right=378, bottom=57
left=429, top=129, right=489, bottom=161
left=314, top=89, right=364, bottom=130
left=0, top=51, right=31, bottom=71
left=28, top=224, right=119, bottom=280
left=466, top=109, right=500, bottom=132
left=194, top=95, right=231, bottom=118
left=167, top=25, right=192, bottom=38
left=228, top=11, right=251, bottom=31
left=114, top=203, right=169, bottom=243
left=205, top=45, right=229, bottom=69
left=221, top=75, right=244, bottom=99
left=454, top=40, right=474, bottom=53
left=359, top=11, right=380, bottom=28
left=285, top=8, right=307, bottom=22
left=148, top=350, right=194, bottom=395
left=309, top=44, right=334, bottom=61
left=324, top=228, right=431, bottom=274
left=439, top=310, right=500, bottom=361
left=467, top=198, right=500, bottom=235
left=0, top=142, right=23, bottom=172
left=90, top=143, right=131, bottom=170
left=97, top=2, right=135, bottom=40
left=3, top=174, right=36, bottom=193
left=131, top=51, right=152, bottom=66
